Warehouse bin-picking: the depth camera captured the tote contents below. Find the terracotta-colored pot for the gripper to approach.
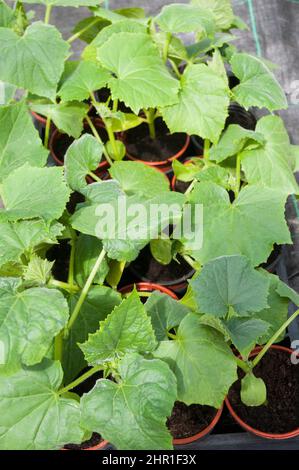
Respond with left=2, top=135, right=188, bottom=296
left=225, top=345, right=299, bottom=440
left=49, top=118, right=109, bottom=170
left=173, top=405, right=223, bottom=446
left=119, top=282, right=178, bottom=299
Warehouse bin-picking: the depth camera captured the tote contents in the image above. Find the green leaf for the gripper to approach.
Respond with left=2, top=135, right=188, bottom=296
left=65, top=134, right=103, bottom=191
left=224, top=317, right=270, bottom=358
left=83, top=20, right=146, bottom=61
left=187, top=182, right=291, bottom=266
left=58, top=61, right=110, bottom=102
left=29, top=102, right=88, bottom=138
left=22, top=0, right=103, bottom=6
left=145, top=291, right=190, bottom=341
left=230, top=53, right=287, bottom=111
left=0, top=278, right=69, bottom=372
left=241, top=372, right=267, bottom=407
left=114, top=7, right=145, bottom=19
left=106, top=111, right=144, bottom=132
left=0, top=165, right=70, bottom=222
left=196, top=165, right=234, bottom=190
left=155, top=3, right=215, bottom=34
left=23, top=255, right=54, bottom=286
left=109, top=161, right=170, bottom=198
left=63, top=286, right=121, bottom=383
left=150, top=238, right=173, bottom=265
left=173, top=158, right=204, bottom=183
left=190, top=255, right=269, bottom=318
left=106, top=139, right=126, bottom=161
left=97, top=32, right=179, bottom=114
left=0, top=22, right=69, bottom=100
left=161, top=63, right=229, bottom=143
left=80, top=290, right=157, bottom=365
left=0, top=1, right=15, bottom=28
left=209, top=124, right=264, bottom=163
left=72, top=16, right=109, bottom=44
left=191, top=0, right=234, bottom=30
left=0, top=359, right=84, bottom=450
left=74, top=233, right=109, bottom=287
left=154, top=313, right=237, bottom=407
left=81, top=353, right=176, bottom=450
left=0, top=219, right=63, bottom=269
left=0, top=101, right=47, bottom=183
left=240, top=115, right=299, bottom=196
left=0, top=80, right=16, bottom=105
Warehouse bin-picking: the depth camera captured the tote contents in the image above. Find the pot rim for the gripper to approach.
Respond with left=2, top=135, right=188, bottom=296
left=119, top=282, right=178, bottom=299
left=62, top=438, right=109, bottom=451
left=125, top=134, right=190, bottom=167
left=49, top=118, right=109, bottom=169
left=173, top=405, right=223, bottom=445
left=30, top=110, right=47, bottom=125
left=225, top=344, right=299, bottom=440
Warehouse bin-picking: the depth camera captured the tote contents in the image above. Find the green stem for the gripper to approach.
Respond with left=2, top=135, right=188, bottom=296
left=169, top=60, right=181, bottom=79
left=68, top=229, right=76, bottom=288
left=54, top=331, right=63, bottom=362
left=167, top=332, right=177, bottom=340
left=44, top=116, right=51, bottom=149
left=235, top=356, right=251, bottom=373
left=58, top=365, right=103, bottom=395
left=65, top=249, right=106, bottom=334
left=48, top=279, right=79, bottom=293
left=184, top=179, right=196, bottom=196
left=85, top=115, right=113, bottom=166
left=88, top=171, right=101, bottom=182
left=182, top=254, right=198, bottom=270
left=163, top=32, right=171, bottom=63
left=203, top=139, right=210, bottom=161
left=145, top=108, right=156, bottom=140
left=112, top=99, right=118, bottom=113
left=44, top=4, right=52, bottom=24
left=252, top=308, right=299, bottom=368
left=105, top=120, right=119, bottom=160
left=67, top=18, right=100, bottom=43
left=235, top=152, right=241, bottom=197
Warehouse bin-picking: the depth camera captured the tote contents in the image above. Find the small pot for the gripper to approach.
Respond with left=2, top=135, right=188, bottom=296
left=225, top=345, right=299, bottom=440
left=173, top=405, right=223, bottom=446
left=119, top=282, right=178, bottom=299
left=49, top=118, right=109, bottom=171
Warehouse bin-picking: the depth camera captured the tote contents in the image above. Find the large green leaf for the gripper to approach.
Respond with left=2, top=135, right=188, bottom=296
left=0, top=359, right=84, bottom=450
left=74, top=233, right=109, bottom=287
left=161, top=63, right=229, bottom=143
left=155, top=3, right=215, bottom=34
left=0, top=165, right=70, bottom=222
left=154, top=313, right=237, bottom=407
left=80, top=290, right=157, bottom=365
left=81, top=353, right=176, bottom=450
left=21, top=0, right=102, bottom=6
left=0, top=278, right=69, bottom=372
left=187, top=182, right=291, bottom=266
left=240, top=115, right=299, bottom=196
left=230, top=53, right=287, bottom=111
left=83, top=20, right=147, bottom=61
left=97, top=32, right=179, bottom=113
left=65, top=134, right=104, bottom=191
left=224, top=317, right=270, bottom=358
left=58, top=61, right=110, bottom=102
left=145, top=291, right=190, bottom=341
left=191, top=0, right=234, bottom=30
left=190, top=255, right=269, bottom=318
left=0, top=1, right=15, bottom=28
left=29, top=102, right=88, bottom=138
left=0, top=22, right=69, bottom=100
left=109, top=161, right=170, bottom=198
left=0, top=101, right=47, bottom=183
left=0, top=219, right=63, bottom=269
left=63, top=286, right=121, bottom=383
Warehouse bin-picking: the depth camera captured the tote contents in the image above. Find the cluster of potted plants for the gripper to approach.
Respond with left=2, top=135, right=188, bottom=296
left=0, top=0, right=299, bottom=450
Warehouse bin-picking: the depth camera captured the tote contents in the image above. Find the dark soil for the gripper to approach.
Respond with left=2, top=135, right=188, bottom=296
left=125, top=118, right=187, bottom=163
left=52, top=121, right=108, bottom=163
left=260, top=244, right=281, bottom=273
left=94, top=87, right=131, bottom=113
left=129, top=245, right=194, bottom=286
left=47, top=240, right=70, bottom=282
left=167, top=401, right=218, bottom=439
left=64, top=433, right=104, bottom=450
left=174, top=179, right=191, bottom=193
left=228, top=349, right=299, bottom=434
left=226, top=103, right=256, bottom=130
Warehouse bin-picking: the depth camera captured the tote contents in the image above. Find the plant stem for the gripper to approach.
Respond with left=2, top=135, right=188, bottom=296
left=252, top=308, right=299, bottom=368
left=145, top=108, right=156, bottom=139
left=235, top=152, right=241, bottom=197
left=44, top=4, right=52, bottom=24
left=58, top=365, right=103, bottom=395
left=203, top=139, right=210, bottom=160
left=181, top=254, right=198, bottom=270
left=54, top=331, right=63, bottom=362
left=67, top=18, right=100, bottom=43
left=68, top=229, right=77, bottom=288
left=235, top=356, right=251, bottom=373
left=163, top=32, right=171, bottom=63
left=169, top=60, right=181, bottom=79
left=112, top=99, right=118, bottom=113
left=65, top=248, right=106, bottom=334
left=184, top=179, right=196, bottom=196
left=44, top=116, right=51, bottom=149
left=105, top=120, right=119, bottom=160
left=85, top=115, right=113, bottom=166
left=167, top=332, right=177, bottom=340
left=48, top=279, right=79, bottom=293
left=88, top=171, right=101, bottom=182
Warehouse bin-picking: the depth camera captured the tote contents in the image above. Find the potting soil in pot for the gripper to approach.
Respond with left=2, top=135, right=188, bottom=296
left=228, top=349, right=299, bottom=434
left=64, top=433, right=104, bottom=450
left=167, top=401, right=217, bottom=439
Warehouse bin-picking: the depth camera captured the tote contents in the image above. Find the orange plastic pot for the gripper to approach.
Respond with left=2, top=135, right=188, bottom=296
left=225, top=345, right=299, bottom=440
